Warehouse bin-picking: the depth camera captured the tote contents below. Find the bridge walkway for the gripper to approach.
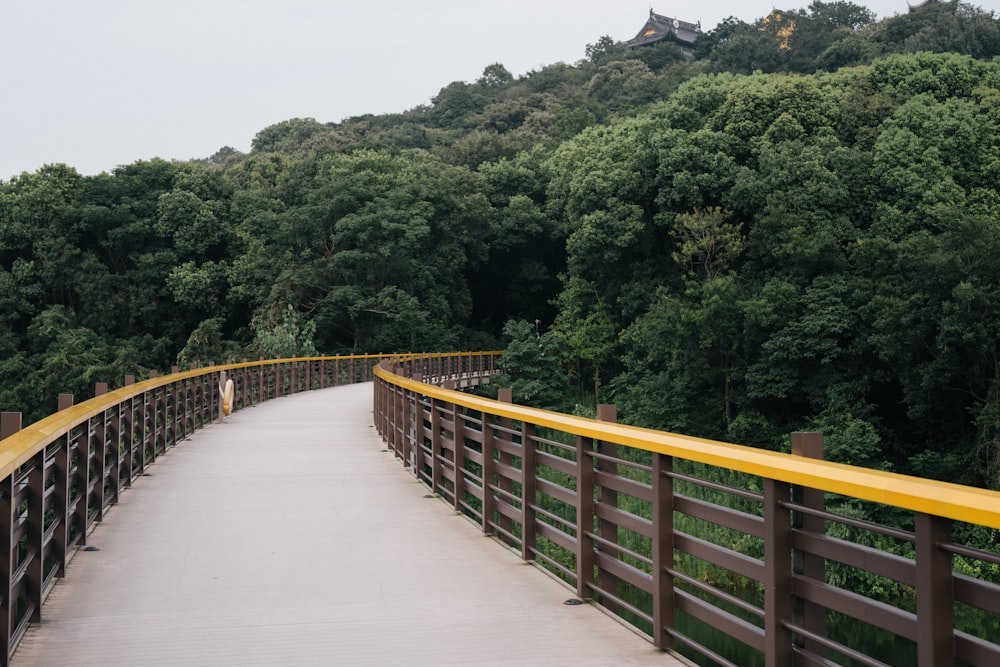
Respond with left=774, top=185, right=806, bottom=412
left=12, top=383, right=682, bottom=666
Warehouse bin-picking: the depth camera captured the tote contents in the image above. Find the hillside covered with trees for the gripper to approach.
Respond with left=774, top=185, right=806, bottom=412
left=2, top=1, right=1000, bottom=490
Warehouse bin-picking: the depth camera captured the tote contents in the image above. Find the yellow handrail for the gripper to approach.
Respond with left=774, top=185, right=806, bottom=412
left=0, top=355, right=386, bottom=480
left=0, top=352, right=500, bottom=481
left=375, top=365, right=1000, bottom=531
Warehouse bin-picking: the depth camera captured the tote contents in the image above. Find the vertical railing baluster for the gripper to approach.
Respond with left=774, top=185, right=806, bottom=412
left=0, top=471, right=14, bottom=666
left=123, top=375, right=135, bottom=486
left=73, top=415, right=91, bottom=547
left=52, top=433, right=69, bottom=577
left=651, top=452, right=674, bottom=650
left=520, top=422, right=537, bottom=563
left=452, top=398, right=464, bottom=513
left=916, top=513, right=954, bottom=667
left=596, top=404, right=619, bottom=612
left=147, top=372, right=159, bottom=464
left=169, top=378, right=179, bottom=449
left=143, top=375, right=154, bottom=463
left=763, top=477, right=794, bottom=667
left=26, top=449, right=44, bottom=624
left=394, top=379, right=406, bottom=463
left=93, top=385, right=108, bottom=524
left=110, top=394, right=122, bottom=505
left=575, top=434, right=595, bottom=600
left=791, top=432, right=826, bottom=654
left=496, top=389, right=514, bottom=546
left=258, top=359, right=265, bottom=403
left=430, top=397, right=442, bottom=495
left=410, top=375, right=423, bottom=475
left=481, top=413, right=496, bottom=536
left=373, top=374, right=383, bottom=438
left=52, top=398, right=72, bottom=575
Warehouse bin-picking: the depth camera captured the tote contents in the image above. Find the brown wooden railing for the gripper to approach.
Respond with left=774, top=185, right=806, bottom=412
left=374, top=356, right=1000, bottom=667
left=0, top=354, right=404, bottom=666
left=4, top=350, right=997, bottom=667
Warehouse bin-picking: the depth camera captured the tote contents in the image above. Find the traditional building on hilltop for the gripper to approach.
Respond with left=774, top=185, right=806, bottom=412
left=626, top=9, right=702, bottom=58
left=908, top=0, right=954, bottom=10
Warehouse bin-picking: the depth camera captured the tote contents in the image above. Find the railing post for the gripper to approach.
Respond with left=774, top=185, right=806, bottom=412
left=596, top=404, right=620, bottom=612
left=52, top=397, right=72, bottom=574
left=168, top=379, right=179, bottom=448
left=380, top=368, right=389, bottom=438
left=372, top=374, right=380, bottom=436
left=410, top=374, right=423, bottom=475
left=156, top=382, right=167, bottom=456
left=26, top=448, right=44, bottom=623
left=135, top=387, right=148, bottom=475
left=652, top=452, right=674, bottom=650
left=763, top=477, right=794, bottom=667
left=383, top=374, right=393, bottom=449
left=386, top=376, right=396, bottom=453
left=520, top=422, right=537, bottom=562
left=430, top=396, right=442, bottom=495
left=916, top=513, right=954, bottom=667
left=122, top=376, right=136, bottom=484
left=496, top=389, right=515, bottom=545
left=481, top=411, right=496, bottom=536
left=260, top=360, right=268, bottom=401
left=451, top=392, right=465, bottom=513
left=575, top=433, right=596, bottom=600
left=0, top=468, right=14, bottom=665
left=0, top=414, right=20, bottom=441
left=399, top=382, right=411, bottom=467
left=791, top=432, right=826, bottom=655
left=85, top=385, right=107, bottom=536
left=52, top=431, right=71, bottom=577
left=148, top=372, right=160, bottom=462
left=109, top=391, right=123, bottom=506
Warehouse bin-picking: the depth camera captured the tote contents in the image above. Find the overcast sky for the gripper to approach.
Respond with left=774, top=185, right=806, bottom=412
left=0, top=0, right=960, bottom=180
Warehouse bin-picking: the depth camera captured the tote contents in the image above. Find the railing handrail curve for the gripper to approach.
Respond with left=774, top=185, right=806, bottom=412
left=374, top=365, right=1000, bottom=530
left=373, top=353, right=1000, bottom=667
left=0, top=354, right=392, bottom=480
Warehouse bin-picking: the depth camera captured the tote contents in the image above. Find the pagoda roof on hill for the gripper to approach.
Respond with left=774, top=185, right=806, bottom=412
left=627, top=10, right=702, bottom=49
left=908, top=0, right=954, bottom=10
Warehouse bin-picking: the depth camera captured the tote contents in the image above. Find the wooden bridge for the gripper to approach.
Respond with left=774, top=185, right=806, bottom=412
left=11, top=382, right=677, bottom=666
left=1, top=353, right=999, bottom=666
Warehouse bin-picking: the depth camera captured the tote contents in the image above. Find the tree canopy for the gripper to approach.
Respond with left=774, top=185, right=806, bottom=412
left=3, top=2, right=1000, bottom=492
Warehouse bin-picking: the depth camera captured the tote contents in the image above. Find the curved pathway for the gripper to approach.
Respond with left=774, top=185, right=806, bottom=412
left=13, top=383, right=681, bottom=666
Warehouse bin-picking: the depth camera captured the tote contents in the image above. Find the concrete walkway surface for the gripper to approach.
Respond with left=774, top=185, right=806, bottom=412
left=13, top=383, right=683, bottom=666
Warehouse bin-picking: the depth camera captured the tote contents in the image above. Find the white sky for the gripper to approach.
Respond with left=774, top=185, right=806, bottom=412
left=0, top=0, right=971, bottom=179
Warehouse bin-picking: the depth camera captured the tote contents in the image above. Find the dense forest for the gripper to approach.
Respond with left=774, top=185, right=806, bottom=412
left=3, top=1, right=1000, bottom=491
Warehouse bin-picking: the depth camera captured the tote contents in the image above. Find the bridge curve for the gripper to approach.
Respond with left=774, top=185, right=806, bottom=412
left=12, top=382, right=677, bottom=666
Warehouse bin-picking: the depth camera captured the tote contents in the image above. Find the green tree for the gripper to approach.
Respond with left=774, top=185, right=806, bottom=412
left=478, top=63, right=513, bottom=88
left=494, top=319, right=567, bottom=410
left=251, top=304, right=318, bottom=359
